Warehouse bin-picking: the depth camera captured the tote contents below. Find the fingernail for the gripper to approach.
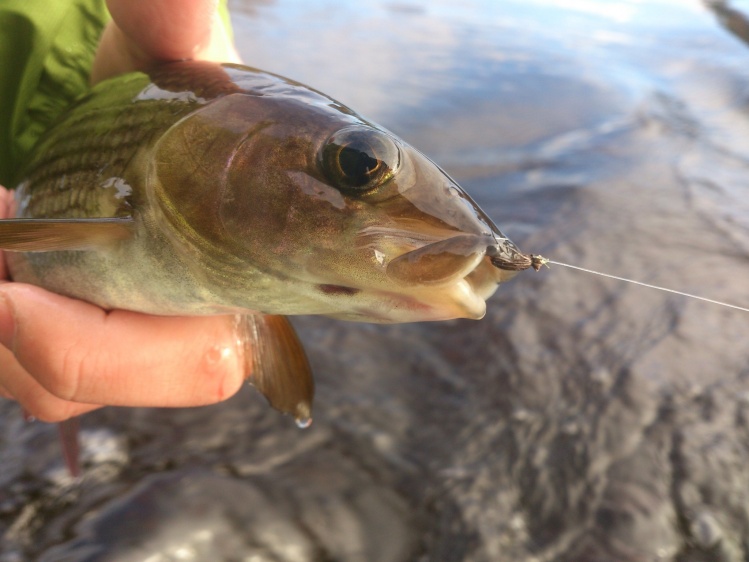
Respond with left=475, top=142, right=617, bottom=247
left=0, top=290, right=17, bottom=349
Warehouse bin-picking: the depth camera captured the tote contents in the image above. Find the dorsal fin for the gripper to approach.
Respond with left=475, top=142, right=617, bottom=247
left=0, top=218, right=134, bottom=251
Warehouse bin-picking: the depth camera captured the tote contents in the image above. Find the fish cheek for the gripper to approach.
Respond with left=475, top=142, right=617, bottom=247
left=222, top=128, right=380, bottom=285
left=221, top=134, right=350, bottom=263
left=151, top=95, right=271, bottom=247
left=219, top=138, right=299, bottom=260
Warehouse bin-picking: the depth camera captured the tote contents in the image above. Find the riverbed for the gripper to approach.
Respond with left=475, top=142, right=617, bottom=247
left=2, top=1, right=749, bottom=560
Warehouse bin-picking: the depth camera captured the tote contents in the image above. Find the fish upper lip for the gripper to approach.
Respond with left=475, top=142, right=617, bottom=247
left=394, top=233, right=497, bottom=260
left=394, top=231, right=526, bottom=264
left=356, top=225, right=461, bottom=251
left=385, top=233, right=497, bottom=287
left=357, top=223, right=516, bottom=258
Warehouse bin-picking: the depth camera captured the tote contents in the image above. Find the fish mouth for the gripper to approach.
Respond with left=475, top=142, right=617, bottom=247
left=377, top=233, right=523, bottom=321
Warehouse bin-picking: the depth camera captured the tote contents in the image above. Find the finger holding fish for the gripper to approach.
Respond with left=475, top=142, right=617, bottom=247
left=0, top=284, right=247, bottom=420
left=1, top=184, right=103, bottom=420
left=0, top=346, right=101, bottom=422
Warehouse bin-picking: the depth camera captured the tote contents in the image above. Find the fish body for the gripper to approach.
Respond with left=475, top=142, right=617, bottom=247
left=0, top=61, right=531, bottom=421
left=5, top=61, right=525, bottom=324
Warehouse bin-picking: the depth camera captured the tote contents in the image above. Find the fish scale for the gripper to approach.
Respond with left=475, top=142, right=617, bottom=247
left=20, top=95, right=198, bottom=219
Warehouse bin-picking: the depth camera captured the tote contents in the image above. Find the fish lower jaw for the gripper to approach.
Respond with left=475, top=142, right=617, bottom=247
left=426, top=278, right=488, bottom=320
left=372, top=278, right=487, bottom=322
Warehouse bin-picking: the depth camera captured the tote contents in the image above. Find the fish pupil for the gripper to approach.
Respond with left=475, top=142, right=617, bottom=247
left=338, top=142, right=381, bottom=184
left=321, top=125, right=400, bottom=192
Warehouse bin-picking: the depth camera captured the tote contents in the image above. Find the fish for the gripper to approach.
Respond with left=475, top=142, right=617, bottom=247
left=0, top=60, right=534, bottom=427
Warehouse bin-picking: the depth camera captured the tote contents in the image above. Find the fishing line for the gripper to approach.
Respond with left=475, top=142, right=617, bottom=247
left=536, top=257, right=749, bottom=313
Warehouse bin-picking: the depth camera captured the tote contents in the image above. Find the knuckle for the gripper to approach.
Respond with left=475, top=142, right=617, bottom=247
left=46, top=342, right=92, bottom=402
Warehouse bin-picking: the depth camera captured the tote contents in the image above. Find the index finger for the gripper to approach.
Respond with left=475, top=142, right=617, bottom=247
left=1, top=284, right=247, bottom=408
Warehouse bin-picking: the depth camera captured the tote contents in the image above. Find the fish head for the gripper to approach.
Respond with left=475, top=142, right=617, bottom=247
left=150, top=68, right=526, bottom=322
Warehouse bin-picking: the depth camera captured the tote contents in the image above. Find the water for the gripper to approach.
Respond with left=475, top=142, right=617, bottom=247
left=2, top=1, right=749, bottom=560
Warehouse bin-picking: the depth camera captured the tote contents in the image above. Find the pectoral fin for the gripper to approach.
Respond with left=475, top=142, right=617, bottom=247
left=0, top=218, right=134, bottom=251
left=236, top=314, right=314, bottom=426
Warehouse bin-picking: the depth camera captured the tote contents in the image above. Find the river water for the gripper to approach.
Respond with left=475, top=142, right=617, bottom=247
left=2, top=1, right=749, bottom=561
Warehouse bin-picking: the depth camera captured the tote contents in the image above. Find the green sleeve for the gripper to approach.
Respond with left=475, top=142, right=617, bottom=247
left=0, top=0, right=234, bottom=187
left=0, top=0, right=111, bottom=186
left=218, top=1, right=234, bottom=45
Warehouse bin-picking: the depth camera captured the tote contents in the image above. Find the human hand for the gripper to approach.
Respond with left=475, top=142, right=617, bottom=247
left=91, top=0, right=241, bottom=84
left=0, top=1, right=246, bottom=422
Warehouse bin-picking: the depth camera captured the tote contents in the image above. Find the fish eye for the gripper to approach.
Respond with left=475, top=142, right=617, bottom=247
left=320, top=126, right=401, bottom=193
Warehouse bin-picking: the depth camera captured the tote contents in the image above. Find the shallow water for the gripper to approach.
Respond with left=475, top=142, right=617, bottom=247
left=2, top=1, right=749, bottom=560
